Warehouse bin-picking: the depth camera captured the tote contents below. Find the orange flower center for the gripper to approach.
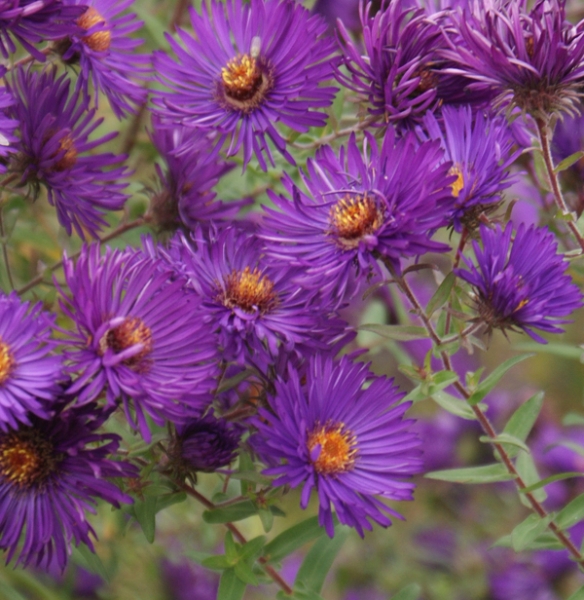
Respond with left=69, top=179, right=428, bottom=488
left=220, top=53, right=272, bottom=112
left=99, top=317, right=153, bottom=370
left=448, top=165, right=465, bottom=198
left=78, top=6, right=111, bottom=52
left=329, top=193, right=384, bottom=249
left=221, top=267, right=278, bottom=314
left=54, top=134, right=78, bottom=171
left=307, top=423, right=357, bottom=475
left=0, top=338, right=14, bottom=385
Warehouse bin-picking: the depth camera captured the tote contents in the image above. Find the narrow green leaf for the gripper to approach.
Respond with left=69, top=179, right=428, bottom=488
left=240, top=535, right=266, bottom=562
left=131, top=495, right=157, bottom=543
left=468, top=354, right=533, bottom=405
left=234, top=561, right=259, bottom=586
left=392, top=583, right=422, bottom=600
left=516, top=452, right=546, bottom=505
left=514, top=341, right=583, bottom=360
left=0, top=581, right=27, bottom=600
left=264, top=516, right=326, bottom=564
left=203, top=500, right=258, bottom=523
left=259, top=507, right=274, bottom=532
left=238, top=452, right=255, bottom=495
left=518, top=472, right=584, bottom=493
left=511, top=513, right=554, bottom=552
left=217, top=568, right=247, bottom=600
left=556, top=493, right=584, bottom=530
left=432, top=390, right=476, bottom=420
left=567, top=585, right=584, bottom=600
left=224, top=532, right=238, bottom=563
left=156, top=491, right=187, bottom=513
left=425, top=463, right=515, bottom=484
left=227, top=471, right=271, bottom=485
left=563, top=413, right=584, bottom=426
left=501, top=392, right=544, bottom=458
left=279, top=591, right=324, bottom=600
left=359, top=324, right=428, bottom=342
left=492, top=532, right=563, bottom=551
left=217, top=369, right=254, bottom=394
left=554, top=150, right=584, bottom=173
left=202, top=555, right=232, bottom=571
left=426, top=272, right=456, bottom=316
left=72, top=544, right=111, bottom=582
left=295, top=527, right=350, bottom=594
left=479, top=433, right=530, bottom=453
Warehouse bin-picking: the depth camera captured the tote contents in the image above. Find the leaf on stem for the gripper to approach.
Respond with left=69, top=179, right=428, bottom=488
left=425, top=463, right=515, bottom=484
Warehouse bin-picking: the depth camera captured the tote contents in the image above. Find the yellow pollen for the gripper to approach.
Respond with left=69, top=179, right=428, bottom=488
left=0, top=339, right=14, bottom=385
left=219, top=53, right=272, bottom=111
left=222, top=267, right=278, bottom=314
left=54, top=134, right=78, bottom=171
left=307, top=423, right=357, bottom=475
left=78, top=7, right=112, bottom=52
left=0, top=430, right=55, bottom=488
left=99, top=317, right=153, bottom=370
left=329, top=193, right=383, bottom=249
left=515, top=298, right=529, bottom=311
left=449, top=165, right=465, bottom=198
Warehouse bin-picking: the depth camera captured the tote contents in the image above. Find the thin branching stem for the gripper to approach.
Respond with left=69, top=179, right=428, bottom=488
left=0, top=207, right=14, bottom=290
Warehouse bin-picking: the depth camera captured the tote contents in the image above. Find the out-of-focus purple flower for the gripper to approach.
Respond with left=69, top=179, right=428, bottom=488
left=0, top=293, right=63, bottom=431
left=148, top=118, right=247, bottom=231
left=55, top=0, right=150, bottom=118
left=489, top=556, right=558, bottom=600
left=262, top=130, right=453, bottom=304
left=153, top=0, right=337, bottom=169
left=312, top=0, right=360, bottom=33
left=58, top=244, right=219, bottom=439
left=421, top=105, right=518, bottom=231
left=161, top=557, right=219, bottom=600
left=553, top=112, right=584, bottom=202
left=414, top=527, right=458, bottom=570
left=252, top=354, right=422, bottom=537
left=456, top=223, right=583, bottom=343
left=0, top=74, right=18, bottom=172
left=0, top=401, right=136, bottom=571
left=7, top=67, right=130, bottom=239
left=441, top=0, right=584, bottom=119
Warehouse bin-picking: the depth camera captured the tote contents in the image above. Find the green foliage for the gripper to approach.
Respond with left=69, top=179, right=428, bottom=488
left=425, top=463, right=516, bottom=484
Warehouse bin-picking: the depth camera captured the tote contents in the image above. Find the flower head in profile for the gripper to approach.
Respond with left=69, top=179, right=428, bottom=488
left=153, top=0, right=337, bottom=169
left=54, top=0, right=150, bottom=118
left=421, top=105, right=518, bottom=231
left=252, top=354, right=422, bottom=537
left=0, top=293, right=63, bottom=431
left=441, top=0, right=584, bottom=119
left=262, top=129, right=453, bottom=304
left=456, top=223, right=583, bottom=343
left=0, top=401, right=136, bottom=571
left=59, top=244, right=219, bottom=439
left=7, top=67, right=130, bottom=238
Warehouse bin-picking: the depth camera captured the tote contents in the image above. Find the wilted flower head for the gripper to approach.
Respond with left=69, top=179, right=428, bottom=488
left=252, top=354, right=422, bottom=537
left=153, top=0, right=337, bottom=169
left=7, top=67, right=130, bottom=238
left=456, top=223, right=583, bottom=343
left=0, top=401, right=135, bottom=571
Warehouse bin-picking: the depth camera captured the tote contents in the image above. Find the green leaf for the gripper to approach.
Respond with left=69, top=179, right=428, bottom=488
left=392, top=583, right=422, bottom=600
left=479, top=433, right=530, bottom=454
left=518, top=472, right=584, bottom=494
left=426, top=272, right=456, bottom=317
left=202, top=555, right=232, bottom=571
left=501, top=391, right=544, bottom=458
left=279, top=591, right=324, bottom=600
left=0, top=581, right=27, bottom=600
left=295, top=526, right=350, bottom=594
left=492, top=532, right=563, bottom=551
left=556, top=492, right=584, bottom=530
left=72, top=543, right=111, bottom=582
left=432, top=390, right=476, bottom=420
left=217, top=369, right=254, bottom=394
left=156, top=491, right=187, bottom=512
left=240, top=535, right=266, bottom=562
left=516, top=452, right=546, bottom=505
left=563, top=413, right=584, bottom=426
left=234, top=561, right=259, bottom=586
left=238, top=452, right=255, bottom=495
left=217, top=568, right=247, bottom=600
left=554, top=150, right=584, bottom=173
left=567, top=585, right=584, bottom=600
left=203, top=500, right=258, bottom=523
left=264, top=516, right=327, bottom=564
left=467, top=354, right=533, bottom=405
left=511, top=513, right=554, bottom=552
left=131, top=495, right=157, bottom=543
left=259, top=507, right=274, bottom=532
left=358, top=324, right=428, bottom=341
left=227, top=471, right=271, bottom=485
left=514, top=341, right=583, bottom=360
left=425, top=463, right=515, bottom=484
left=224, top=531, right=239, bottom=563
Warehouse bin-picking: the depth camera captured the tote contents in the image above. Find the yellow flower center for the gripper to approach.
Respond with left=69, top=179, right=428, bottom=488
left=54, top=134, right=78, bottom=171
left=220, top=53, right=272, bottom=112
left=0, top=429, right=56, bottom=489
left=307, top=423, right=357, bottom=475
left=99, top=317, right=153, bottom=370
left=0, top=338, right=14, bottom=385
left=78, top=6, right=111, bottom=52
left=329, top=193, right=384, bottom=249
left=221, top=267, right=278, bottom=314
left=449, top=165, right=465, bottom=198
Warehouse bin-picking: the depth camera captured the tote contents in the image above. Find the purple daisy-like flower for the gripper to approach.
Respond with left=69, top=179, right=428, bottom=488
left=148, top=118, right=248, bottom=231
left=0, top=75, right=18, bottom=174
left=0, top=292, right=63, bottom=431
left=166, top=225, right=344, bottom=367
left=152, top=0, right=337, bottom=169
left=58, top=244, right=219, bottom=438
left=0, top=401, right=136, bottom=571
left=54, top=0, right=150, bottom=118
left=252, top=354, right=422, bottom=537
left=7, top=67, right=130, bottom=239
left=456, top=223, right=583, bottom=343
left=441, top=0, right=584, bottom=119
left=421, top=105, right=518, bottom=231
left=261, top=129, right=453, bottom=303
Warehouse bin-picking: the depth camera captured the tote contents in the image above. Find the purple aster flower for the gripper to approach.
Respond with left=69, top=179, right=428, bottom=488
left=54, top=0, right=150, bottom=118
left=7, top=67, right=130, bottom=239
left=252, top=354, right=422, bottom=537
left=152, top=0, right=337, bottom=169
left=456, top=223, right=583, bottom=343
left=0, top=77, right=18, bottom=172
left=161, top=557, right=219, bottom=600
left=0, top=401, right=136, bottom=571
left=420, top=105, right=518, bottom=231
left=553, top=111, right=584, bottom=201
left=0, top=292, right=63, bottom=431
left=58, top=244, right=219, bottom=439
left=489, top=559, right=558, bottom=600
left=261, top=129, right=453, bottom=304
left=441, top=0, right=584, bottom=120
left=167, top=414, right=241, bottom=477
left=166, top=226, right=345, bottom=367
left=312, top=0, right=360, bottom=33
left=148, top=118, right=248, bottom=231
